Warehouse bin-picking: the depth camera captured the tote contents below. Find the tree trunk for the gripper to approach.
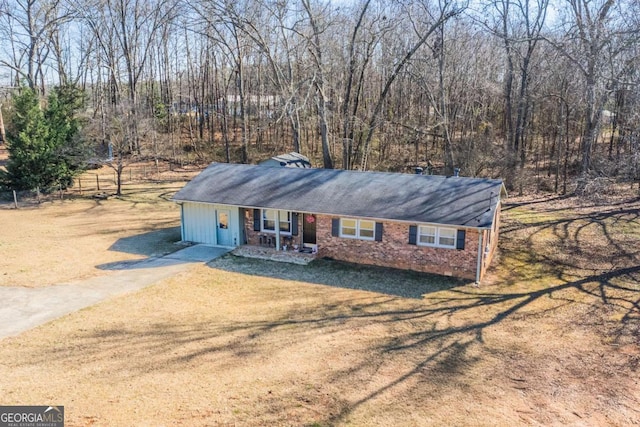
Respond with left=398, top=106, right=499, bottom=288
left=581, top=74, right=601, bottom=177
left=341, top=0, right=372, bottom=169
left=437, top=24, right=455, bottom=175
left=236, top=45, right=248, bottom=164
left=0, top=104, right=6, bottom=144
left=360, top=6, right=459, bottom=170
left=303, top=0, right=333, bottom=169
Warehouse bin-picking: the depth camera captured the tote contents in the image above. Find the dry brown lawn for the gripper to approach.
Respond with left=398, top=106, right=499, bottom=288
left=0, top=182, right=184, bottom=287
left=0, top=177, right=639, bottom=425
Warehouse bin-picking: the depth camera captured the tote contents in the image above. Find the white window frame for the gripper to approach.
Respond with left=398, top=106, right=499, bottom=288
left=261, top=209, right=291, bottom=234
left=417, top=225, right=457, bottom=249
left=340, top=218, right=375, bottom=241
left=438, top=227, right=456, bottom=248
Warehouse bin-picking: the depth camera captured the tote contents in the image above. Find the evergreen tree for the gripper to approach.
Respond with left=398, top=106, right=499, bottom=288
left=1, top=86, right=89, bottom=191
left=2, top=88, right=53, bottom=191
left=45, top=85, right=89, bottom=188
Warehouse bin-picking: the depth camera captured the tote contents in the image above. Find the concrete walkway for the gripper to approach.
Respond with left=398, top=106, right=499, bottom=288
left=0, top=245, right=230, bottom=339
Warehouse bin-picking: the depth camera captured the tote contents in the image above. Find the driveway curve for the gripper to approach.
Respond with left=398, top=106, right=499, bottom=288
left=0, top=245, right=229, bottom=339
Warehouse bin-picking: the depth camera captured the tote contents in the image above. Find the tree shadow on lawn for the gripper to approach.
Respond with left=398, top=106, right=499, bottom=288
left=208, top=255, right=471, bottom=299
left=199, top=238, right=639, bottom=425
left=15, top=196, right=638, bottom=425
left=198, top=195, right=640, bottom=424
left=12, top=259, right=639, bottom=425
left=95, top=226, right=183, bottom=270
left=22, top=260, right=639, bottom=425
left=314, top=264, right=640, bottom=426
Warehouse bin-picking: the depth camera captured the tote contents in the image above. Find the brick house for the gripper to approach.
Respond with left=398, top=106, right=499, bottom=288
left=172, top=162, right=507, bottom=282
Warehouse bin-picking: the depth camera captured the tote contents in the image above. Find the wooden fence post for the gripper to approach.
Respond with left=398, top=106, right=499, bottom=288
left=13, top=190, right=17, bottom=209
left=96, top=174, right=100, bottom=191
left=79, top=179, right=82, bottom=195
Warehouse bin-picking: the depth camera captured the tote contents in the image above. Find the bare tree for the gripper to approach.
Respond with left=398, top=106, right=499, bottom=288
left=553, top=0, right=639, bottom=180
left=82, top=0, right=176, bottom=153
left=359, top=0, right=465, bottom=171
left=229, top=0, right=314, bottom=156
left=486, top=0, right=549, bottom=169
left=301, top=0, right=334, bottom=168
left=188, top=0, right=257, bottom=163
left=0, top=0, right=76, bottom=91
left=339, top=0, right=390, bottom=169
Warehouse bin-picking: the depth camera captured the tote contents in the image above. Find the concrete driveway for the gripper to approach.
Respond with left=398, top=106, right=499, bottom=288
left=0, top=245, right=230, bottom=339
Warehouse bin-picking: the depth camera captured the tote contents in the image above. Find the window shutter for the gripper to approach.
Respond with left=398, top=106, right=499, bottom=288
left=253, top=209, right=261, bottom=231
left=331, top=218, right=340, bottom=237
left=375, top=222, right=383, bottom=241
left=408, top=225, right=417, bottom=245
left=291, top=213, right=299, bottom=236
left=456, top=229, right=466, bottom=250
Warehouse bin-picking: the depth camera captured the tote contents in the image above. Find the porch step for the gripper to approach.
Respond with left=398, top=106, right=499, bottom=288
left=231, top=246, right=316, bottom=265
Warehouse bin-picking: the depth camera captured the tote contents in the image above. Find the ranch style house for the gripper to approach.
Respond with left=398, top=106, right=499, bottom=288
left=172, top=162, right=507, bottom=282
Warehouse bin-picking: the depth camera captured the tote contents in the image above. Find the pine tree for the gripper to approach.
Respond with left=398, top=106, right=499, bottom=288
left=2, top=88, right=53, bottom=191
left=45, top=85, right=89, bottom=188
left=1, top=86, right=89, bottom=191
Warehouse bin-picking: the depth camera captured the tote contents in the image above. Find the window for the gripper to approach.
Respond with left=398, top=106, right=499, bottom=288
left=340, top=218, right=375, bottom=240
left=218, top=212, right=228, bottom=229
left=438, top=228, right=456, bottom=247
left=418, top=225, right=456, bottom=249
left=262, top=209, right=291, bottom=234
left=359, top=220, right=375, bottom=239
left=418, top=226, right=436, bottom=245
left=341, top=218, right=357, bottom=236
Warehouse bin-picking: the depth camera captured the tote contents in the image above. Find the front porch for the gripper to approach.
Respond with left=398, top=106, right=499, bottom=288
left=232, top=245, right=317, bottom=265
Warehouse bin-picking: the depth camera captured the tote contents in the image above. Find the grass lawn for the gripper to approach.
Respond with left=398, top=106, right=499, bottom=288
left=0, top=182, right=185, bottom=287
left=0, top=191, right=639, bottom=426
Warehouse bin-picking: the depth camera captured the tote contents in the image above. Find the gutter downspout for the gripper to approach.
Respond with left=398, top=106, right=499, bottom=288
left=180, top=204, right=185, bottom=242
left=275, top=210, right=281, bottom=250
left=475, top=231, right=483, bottom=284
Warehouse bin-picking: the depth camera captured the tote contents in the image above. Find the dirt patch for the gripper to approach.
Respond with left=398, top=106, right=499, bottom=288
left=0, top=191, right=639, bottom=425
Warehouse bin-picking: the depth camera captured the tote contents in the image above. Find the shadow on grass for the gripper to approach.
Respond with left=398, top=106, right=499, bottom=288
left=12, top=195, right=638, bottom=425
left=208, top=254, right=471, bottom=299
left=107, top=226, right=181, bottom=257
left=199, top=195, right=640, bottom=424
left=95, top=226, right=185, bottom=270
left=23, top=258, right=639, bottom=424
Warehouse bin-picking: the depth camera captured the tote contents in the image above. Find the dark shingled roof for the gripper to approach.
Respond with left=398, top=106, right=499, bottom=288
left=173, top=163, right=507, bottom=229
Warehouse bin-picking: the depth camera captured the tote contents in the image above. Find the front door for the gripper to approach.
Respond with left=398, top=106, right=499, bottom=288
left=216, top=210, right=231, bottom=246
left=303, top=213, right=317, bottom=246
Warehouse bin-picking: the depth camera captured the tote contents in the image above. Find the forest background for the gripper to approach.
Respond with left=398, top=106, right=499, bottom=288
left=0, top=0, right=639, bottom=195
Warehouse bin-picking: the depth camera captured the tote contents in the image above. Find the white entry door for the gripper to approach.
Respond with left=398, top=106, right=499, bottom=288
left=216, top=210, right=232, bottom=246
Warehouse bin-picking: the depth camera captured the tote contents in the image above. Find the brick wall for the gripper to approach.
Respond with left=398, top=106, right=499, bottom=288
left=241, top=209, right=489, bottom=281
left=315, top=215, right=480, bottom=280
left=244, top=209, right=304, bottom=248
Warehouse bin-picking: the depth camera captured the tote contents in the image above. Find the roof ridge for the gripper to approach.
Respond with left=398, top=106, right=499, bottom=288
left=210, top=161, right=503, bottom=182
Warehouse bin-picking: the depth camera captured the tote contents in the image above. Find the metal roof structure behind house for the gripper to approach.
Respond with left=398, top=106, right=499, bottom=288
left=258, top=152, right=312, bottom=168
left=173, top=163, right=507, bottom=229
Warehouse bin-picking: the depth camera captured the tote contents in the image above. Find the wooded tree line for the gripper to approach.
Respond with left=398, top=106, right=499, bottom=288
left=1, top=0, right=639, bottom=193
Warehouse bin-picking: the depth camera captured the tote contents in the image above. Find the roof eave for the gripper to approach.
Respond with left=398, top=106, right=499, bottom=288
left=173, top=198, right=493, bottom=230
